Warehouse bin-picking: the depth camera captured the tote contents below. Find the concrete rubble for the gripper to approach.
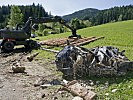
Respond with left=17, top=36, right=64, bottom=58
left=11, top=61, right=25, bottom=73
left=62, top=80, right=96, bottom=100
left=72, top=96, right=83, bottom=100
left=56, top=45, right=133, bottom=78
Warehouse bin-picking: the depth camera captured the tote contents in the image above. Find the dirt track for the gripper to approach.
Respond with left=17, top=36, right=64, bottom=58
left=0, top=49, right=73, bottom=100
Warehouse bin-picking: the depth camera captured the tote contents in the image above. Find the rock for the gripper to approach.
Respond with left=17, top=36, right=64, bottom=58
left=0, top=85, right=4, bottom=88
left=86, top=86, right=94, bottom=90
left=72, top=96, right=83, bottom=100
left=13, top=89, right=15, bottom=91
left=53, top=97, right=58, bottom=100
left=105, top=93, right=109, bottom=96
left=41, top=94, right=46, bottom=98
left=96, top=81, right=100, bottom=85
left=100, top=86, right=105, bottom=90
left=63, top=80, right=96, bottom=100
left=12, top=66, right=25, bottom=73
left=65, top=94, right=68, bottom=97
left=105, top=81, right=109, bottom=86
left=111, top=89, right=118, bottom=93
left=63, top=79, right=68, bottom=85
left=84, top=90, right=97, bottom=100
left=90, top=82, right=94, bottom=86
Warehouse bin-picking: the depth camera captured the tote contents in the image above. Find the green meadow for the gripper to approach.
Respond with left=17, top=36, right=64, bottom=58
left=34, top=20, right=133, bottom=99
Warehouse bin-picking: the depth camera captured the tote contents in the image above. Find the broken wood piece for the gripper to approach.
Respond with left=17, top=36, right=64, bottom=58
left=76, top=36, right=104, bottom=46
left=61, top=37, right=95, bottom=47
left=39, top=36, right=103, bottom=47
left=40, top=84, right=52, bottom=89
left=63, top=80, right=96, bottom=100
left=41, top=48, right=59, bottom=53
left=27, top=52, right=39, bottom=61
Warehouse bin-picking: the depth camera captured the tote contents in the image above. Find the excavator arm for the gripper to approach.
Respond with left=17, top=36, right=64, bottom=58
left=24, top=16, right=81, bottom=38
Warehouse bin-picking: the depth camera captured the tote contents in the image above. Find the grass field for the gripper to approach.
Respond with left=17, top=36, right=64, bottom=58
left=34, top=20, right=133, bottom=99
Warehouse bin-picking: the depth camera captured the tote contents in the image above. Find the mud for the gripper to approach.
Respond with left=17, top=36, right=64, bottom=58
left=0, top=48, right=73, bottom=100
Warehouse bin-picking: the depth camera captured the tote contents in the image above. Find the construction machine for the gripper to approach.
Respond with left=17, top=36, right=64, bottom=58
left=0, top=16, right=80, bottom=51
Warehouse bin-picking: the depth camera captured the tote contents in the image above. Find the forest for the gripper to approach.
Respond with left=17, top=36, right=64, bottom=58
left=63, top=5, right=133, bottom=26
left=0, top=4, right=133, bottom=33
left=88, top=5, right=133, bottom=25
left=0, top=3, right=49, bottom=28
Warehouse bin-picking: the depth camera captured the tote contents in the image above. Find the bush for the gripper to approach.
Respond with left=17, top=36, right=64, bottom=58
left=43, top=30, right=48, bottom=36
left=35, top=31, right=43, bottom=36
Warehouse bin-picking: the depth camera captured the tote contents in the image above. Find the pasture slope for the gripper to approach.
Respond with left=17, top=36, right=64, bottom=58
left=36, top=20, right=133, bottom=99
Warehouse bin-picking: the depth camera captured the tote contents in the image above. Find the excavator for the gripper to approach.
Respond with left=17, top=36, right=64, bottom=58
left=0, top=16, right=81, bottom=51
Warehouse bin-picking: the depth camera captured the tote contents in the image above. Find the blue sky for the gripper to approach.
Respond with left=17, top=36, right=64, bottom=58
left=0, top=0, right=133, bottom=16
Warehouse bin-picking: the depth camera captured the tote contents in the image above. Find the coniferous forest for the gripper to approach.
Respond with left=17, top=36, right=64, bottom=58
left=0, top=4, right=133, bottom=28
left=88, top=5, right=133, bottom=25
left=0, top=3, right=49, bottom=28
left=63, top=5, right=133, bottom=25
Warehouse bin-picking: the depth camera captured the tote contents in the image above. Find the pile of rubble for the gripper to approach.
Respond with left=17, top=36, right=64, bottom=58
left=56, top=45, right=133, bottom=78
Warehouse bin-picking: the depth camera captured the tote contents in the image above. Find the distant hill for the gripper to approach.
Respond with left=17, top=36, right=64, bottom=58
left=62, top=8, right=99, bottom=21
left=63, top=5, right=133, bottom=26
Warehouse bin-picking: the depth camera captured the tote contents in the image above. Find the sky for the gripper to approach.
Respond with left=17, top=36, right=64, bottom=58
left=0, top=0, right=133, bottom=16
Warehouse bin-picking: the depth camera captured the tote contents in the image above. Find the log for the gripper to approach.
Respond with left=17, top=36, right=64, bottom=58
left=61, top=37, right=95, bottom=47
left=27, top=52, right=39, bottom=61
left=76, top=37, right=104, bottom=46
left=41, top=48, right=59, bottom=53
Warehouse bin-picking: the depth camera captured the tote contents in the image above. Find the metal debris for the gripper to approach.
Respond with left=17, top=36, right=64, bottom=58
left=56, top=45, right=133, bottom=78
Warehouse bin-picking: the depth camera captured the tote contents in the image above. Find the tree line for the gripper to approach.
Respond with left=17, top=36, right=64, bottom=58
left=84, top=5, right=133, bottom=25
left=0, top=4, right=133, bottom=34
left=63, top=5, right=133, bottom=30
left=0, top=3, right=49, bottom=28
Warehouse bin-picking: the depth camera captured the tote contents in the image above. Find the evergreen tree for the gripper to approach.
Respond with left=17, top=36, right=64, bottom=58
left=118, top=14, right=123, bottom=21
left=8, top=6, right=23, bottom=28
left=70, top=18, right=81, bottom=29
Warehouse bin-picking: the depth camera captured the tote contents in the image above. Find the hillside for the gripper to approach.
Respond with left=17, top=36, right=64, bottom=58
left=36, top=20, right=133, bottom=99
left=38, top=20, right=133, bottom=60
left=62, top=5, right=133, bottom=26
left=62, top=8, right=99, bottom=21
